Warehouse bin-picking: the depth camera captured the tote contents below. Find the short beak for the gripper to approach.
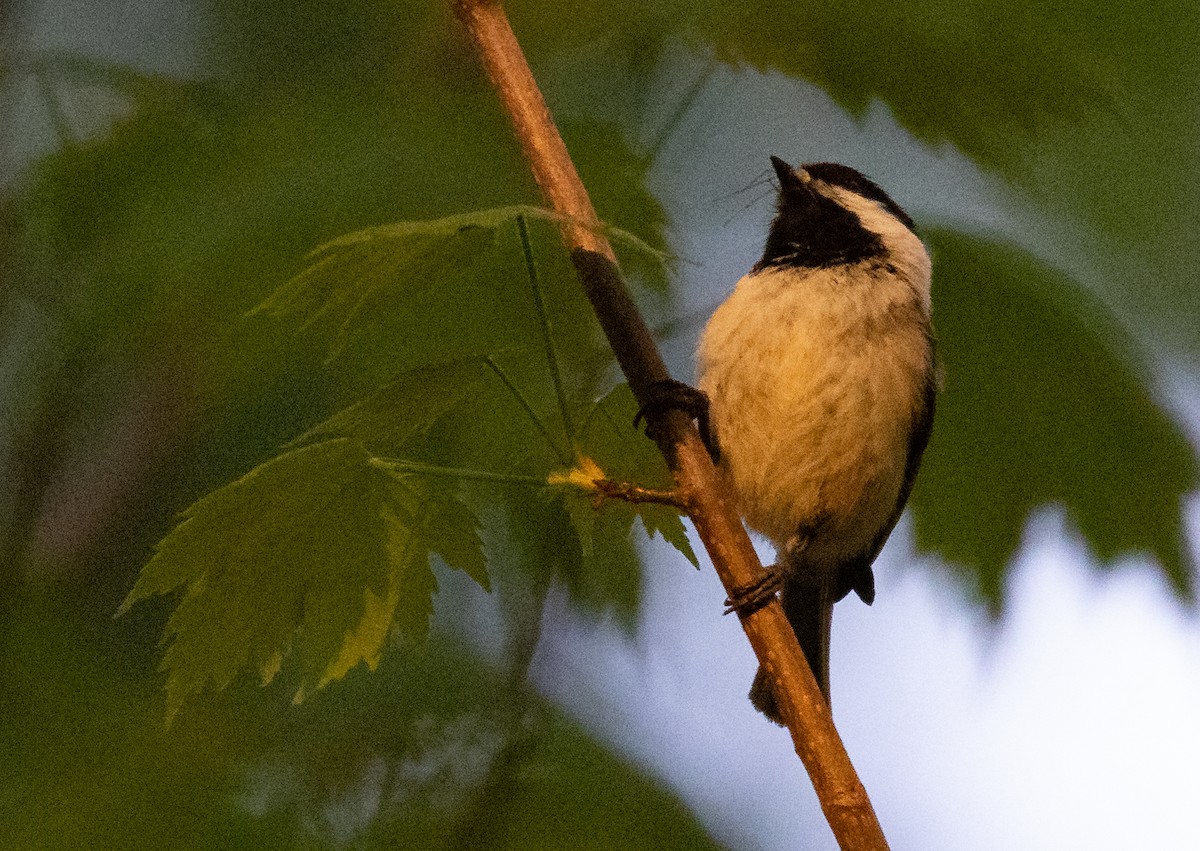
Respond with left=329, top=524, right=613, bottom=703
left=770, top=155, right=810, bottom=192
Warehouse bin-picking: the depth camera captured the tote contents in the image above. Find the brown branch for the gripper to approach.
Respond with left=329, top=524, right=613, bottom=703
left=453, top=2, right=890, bottom=848
left=592, top=478, right=685, bottom=510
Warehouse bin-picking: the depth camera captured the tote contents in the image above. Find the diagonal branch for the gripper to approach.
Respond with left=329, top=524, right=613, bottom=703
left=453, top=2, right=890, bottom=848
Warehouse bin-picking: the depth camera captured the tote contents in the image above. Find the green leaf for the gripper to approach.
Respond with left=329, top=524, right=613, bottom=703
left=562, top=489, right=598, bottom=559
left=294, top=357, right=494, bottom=455
left=318, top=471, right=488, bottom=692
left=911, top=231, right=1197, bottom=607
left=493, top=488, right=643, bottom=626
left=281, top=633, right=724, bottom=851
left=525, top=381, right=704, bottom=626
left=119, top=439, right=487, bottom=720
left=495, top=491, right=585, bottom=596
left=251, top=206, right=672, bottom=393
left=676, top=0, right=1137, bottom=175
left=412, top=479, right=489, bottom=590
left=637, top=503, right=700, bottom=569
left=250, top=211, right=527, bottom=378
left=576, top=383, right=699, bottom=568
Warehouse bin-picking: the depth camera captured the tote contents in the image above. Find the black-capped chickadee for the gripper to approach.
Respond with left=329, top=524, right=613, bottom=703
left=651, top=156, right=936, bottom=724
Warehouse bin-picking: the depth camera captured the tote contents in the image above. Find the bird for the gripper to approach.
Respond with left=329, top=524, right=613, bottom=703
left=645, top=156, right=936, bottom=724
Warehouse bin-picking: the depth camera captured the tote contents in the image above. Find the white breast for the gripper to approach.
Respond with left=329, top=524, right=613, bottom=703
left=696, top=258, right=931, bottom=563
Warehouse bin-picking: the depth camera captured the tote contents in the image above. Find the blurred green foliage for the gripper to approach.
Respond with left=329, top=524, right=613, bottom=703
left=2, top=0, right=1197, bottom=845
left=914, top=231, right=1196, bottom=605
left=3, top=589, right=720, bottom=850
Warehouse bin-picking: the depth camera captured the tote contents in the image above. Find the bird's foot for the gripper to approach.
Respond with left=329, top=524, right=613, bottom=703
left=634, top=378, right=720, bottom=463
left=723, top=566, right=784, bottom=617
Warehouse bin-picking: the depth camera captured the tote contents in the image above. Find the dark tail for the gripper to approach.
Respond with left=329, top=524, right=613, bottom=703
left=748, top=573, right=834, bottom=725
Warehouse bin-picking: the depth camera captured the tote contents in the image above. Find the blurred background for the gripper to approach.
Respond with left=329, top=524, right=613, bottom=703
left=3, top=1, right=1199, bottom=848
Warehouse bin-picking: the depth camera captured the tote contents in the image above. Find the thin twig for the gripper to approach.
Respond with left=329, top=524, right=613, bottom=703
left=453, top=2, right=890, bottom=848
left=592, top=478, right=685, bottom=509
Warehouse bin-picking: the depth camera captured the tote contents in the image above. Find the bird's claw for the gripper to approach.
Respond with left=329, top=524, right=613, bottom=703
left=634, top=378, right=720, bottom=463
left=723, top=567, right=784, bottom=617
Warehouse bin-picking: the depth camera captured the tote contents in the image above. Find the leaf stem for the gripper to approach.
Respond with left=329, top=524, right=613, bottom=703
left=516, top=215, right=577, bottom=442
left=377, top=458, right=544, bottom=487
left=482, top=354, right=571, bottom=465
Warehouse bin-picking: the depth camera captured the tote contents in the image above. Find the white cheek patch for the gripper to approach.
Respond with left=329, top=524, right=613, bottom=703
left=822, top=184, right=932, bottom=317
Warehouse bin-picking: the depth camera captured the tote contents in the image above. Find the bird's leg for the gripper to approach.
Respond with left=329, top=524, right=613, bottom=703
left=634, top=378, right=720, bottom=463
left=723, top=531, right=811, bottom=616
